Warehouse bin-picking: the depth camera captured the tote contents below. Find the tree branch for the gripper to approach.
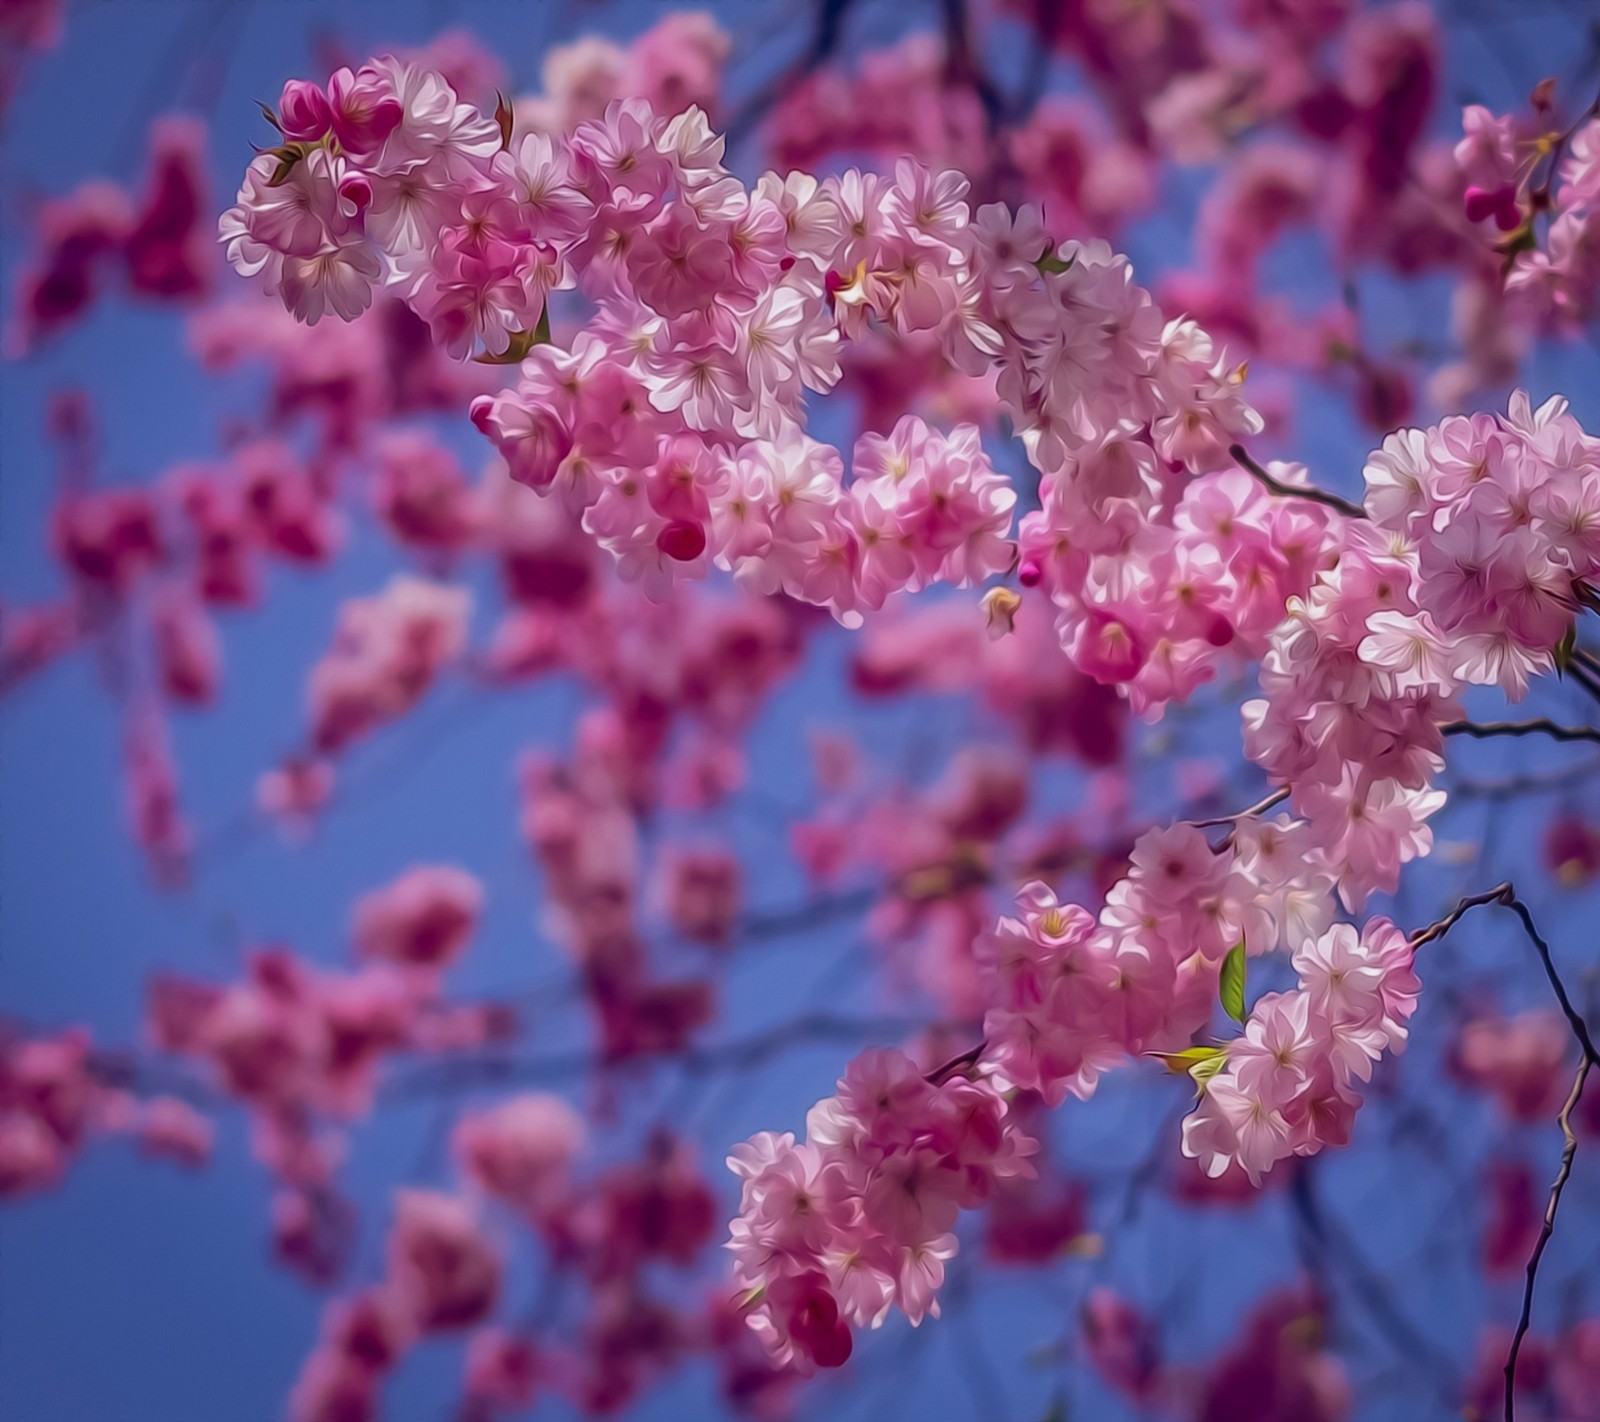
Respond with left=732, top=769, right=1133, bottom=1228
left=379, top=1011, right=937, bottom=1103
left=1407, top=883, right=1599, bottom=1066
left=1228, top=444, right=1367, bottom=521
left=1505, top=1058, right=1590, bottom=1422
left=724, top=0, right=858, bottom=145
left=1192, top=786, right=1290, bottom=829
left=1442, top=718, right=1600, bottom=746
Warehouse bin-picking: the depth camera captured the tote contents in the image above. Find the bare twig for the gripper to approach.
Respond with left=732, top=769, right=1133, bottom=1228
left=1228, top=444, right=1367, bottom=521
left=926, top=1039, right=987, bottom=1085
left=380, top=1011, right=936, bottom=1103
left=1564, top=657, right=1600, bottom=708
left=1505, top=1058, right=1591, bottom=1422
left=724, top=0, right=858, bottom=144
left=1289, top=1165, right=1459, bottom=1386
left=737, top=886, right=880, bottom=942
left=1192, top=786, right=1290, bottom=829
left=1451, top=757, right=1600, bottom=802
left=1406, top=877, right=1600, bottom=1420
left=1442, top=718, right=1600, bottom=746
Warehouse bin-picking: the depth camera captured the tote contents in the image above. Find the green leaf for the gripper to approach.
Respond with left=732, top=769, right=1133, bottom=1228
left=472, top=308, right=553, bottom=365
left=1148, top=1044, right=1228, bottom=1093
left=264, top=142, right=312, bottom=187
left=1219, top=941, right=1248, bottom=1026
left=494, top=90, right=514, bottom=152
left=1036, top=247, right=1075, bottom=276
left=1555, top=622, right=1578, bottom=677
left=1152, top=1042, right=1222, bottom=1074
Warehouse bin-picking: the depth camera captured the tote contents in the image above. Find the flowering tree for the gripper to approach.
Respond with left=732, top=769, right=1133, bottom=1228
left=7, top=2, right=1600, bottom=1420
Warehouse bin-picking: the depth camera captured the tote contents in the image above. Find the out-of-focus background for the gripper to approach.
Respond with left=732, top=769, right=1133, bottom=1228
left=4, top=2, right=1600, bottom=1420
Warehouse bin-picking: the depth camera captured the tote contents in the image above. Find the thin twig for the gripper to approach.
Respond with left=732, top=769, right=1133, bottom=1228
left=1289, top=1165, right=1460, bottom=1386
left=1192, top=786, right=1290, bottom=828
left=380, top=1011, right=936, bottom=1103
left=1451, top=757, right=1600, bottom=802
left=1505, top=1058, right=1591, bottom=1422
left=1228, top=444, right=1367, bottom=521
left=1565, top=657, right=1600, bottom=707
left=737, top=886, right=880, bottom=942
left=926, top=1039, right=987, bottom=1085
left=724, top=0, right=858, bottom=144
left=1442, top=718, right=1600, bottom=746
left=1408, top=882, right=1599, bottom=1059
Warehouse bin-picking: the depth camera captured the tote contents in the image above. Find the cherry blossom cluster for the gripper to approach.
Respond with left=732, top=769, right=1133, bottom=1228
left=766, top=36, right=1153, bottom=240
left=222, top=61, right=1283, bottom=626
left=0, top=1027, right=210, bottom=1199
left=968, top=812, right=1337, bottom=1107
left=735, top=369, right=1600, bottom=1340
left=726, top=1048, right=1034, bottom=1371
left=295, top=1101, right=772, bottom=1422
left=1459, top=99, right=1600, bottom=327
left=1242, top=392, right=1596, bottom=914
left=307, top=574, right=470, bottom=755
left=1241, top=518, right=1454, bottom=911
left=7, top=116, right=212, bottom=354
left=145, top=865, right=510, bottom=1282
left=1017, top=455, right=1335, bottom=715
left=1182, top=919, right=1420, bottom=1183
left=976, top=823, right=1322, bottom=1111
left=1360, top=391, right=1599, bottom=695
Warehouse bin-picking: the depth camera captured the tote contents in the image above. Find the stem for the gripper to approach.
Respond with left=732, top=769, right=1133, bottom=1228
left=1228, top=445, right=1367, bottom=521
left=1405, top=883, right=1600, bottom=1422
left=926, top=1039, right=987, bottom=1085
left=1505, top=1058, right=1590, bottom=1422
left=1442, top=718, right=1600, bottom=746
left=1565, top=657, right=1600, bottom=707
left=1192, top=786, right=1290, bottom=829
left=1409, top=882, right=1599, bottom=1066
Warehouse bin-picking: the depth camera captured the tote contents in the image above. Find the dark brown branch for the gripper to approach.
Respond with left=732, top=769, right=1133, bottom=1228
left=937, top=0, right=1007, bottom=133
left=1565, top=656, right=1600, bottom=708
left=1505, top=1058, right=1591, bottom=1422
left=926, top=1039, right=987, bottom=1085
left=1408, top=882, right=1598, bottom=1066
left=1192, top=786, right=1290, bottom=829
left=1228, top=444, right=1367, bottom=521
left=1452, top=757, right=1600, bottom=803
left=737, top=886, right=879, bottom=942
left=1289, top=1164, right=1459, bottom=1386
left=724, top=0, right=858, bottom=145
left=380, top=1011, right=936, bottom=1103
left=1442, top=718, right=1600, bottom=746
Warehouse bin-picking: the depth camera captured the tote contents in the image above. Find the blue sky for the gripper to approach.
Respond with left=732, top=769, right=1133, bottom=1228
left=4, top=3, right=1600, bottom=1421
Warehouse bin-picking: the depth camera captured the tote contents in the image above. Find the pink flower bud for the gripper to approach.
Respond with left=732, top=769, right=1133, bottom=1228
left=327, top=66, right=403, bottom=156
left=1464, top=183, right=1519, bottom=230
left=278, top=80, right=333, bottom=141
left=657, top=519, right=707, bottom=562
left=338, top=173, right=373, bottom=215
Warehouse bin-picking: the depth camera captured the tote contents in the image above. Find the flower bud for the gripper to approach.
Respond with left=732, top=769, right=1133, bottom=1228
left=278, top=80, right=332, bottom=142
left=657, top=519, right=707, bottom=562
